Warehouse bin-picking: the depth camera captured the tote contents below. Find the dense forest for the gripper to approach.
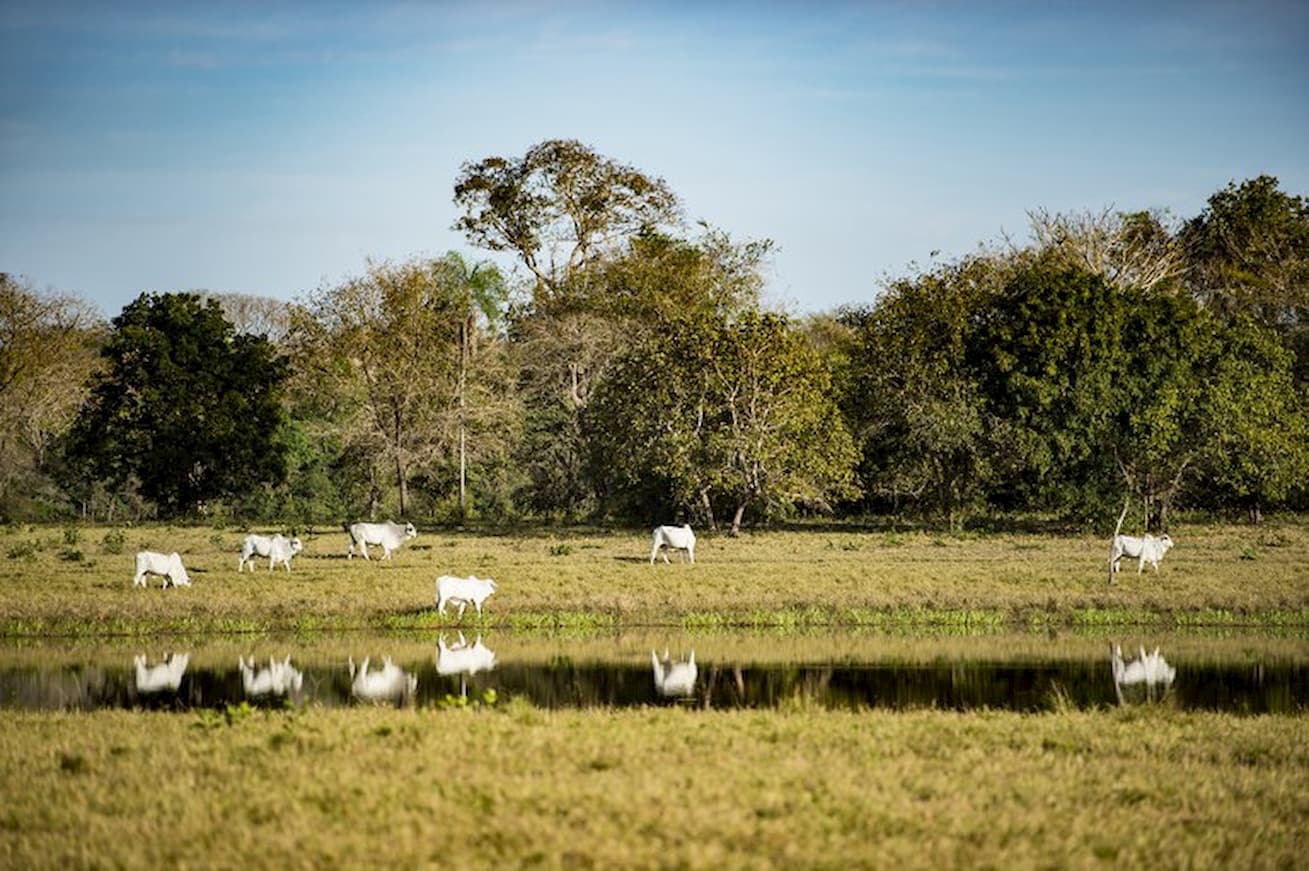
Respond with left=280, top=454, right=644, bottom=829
left=3, top=140, right=1306, bottom=531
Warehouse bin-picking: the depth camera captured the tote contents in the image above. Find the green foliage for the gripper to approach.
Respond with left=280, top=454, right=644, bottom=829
left=454, top=139, right=682, bottom=302
left=590, top=310, right=859, bottom=532
left=100, top=528, right=127, bottom=555
left=65, top=293, right=289, bottom=517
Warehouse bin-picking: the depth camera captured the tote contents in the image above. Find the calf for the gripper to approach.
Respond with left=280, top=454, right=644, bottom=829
left=239, top=534, right=304, bottom=572
left=346, top=521, right=417, bottom=561
left=650, top=524, right=696, bottom=564
left=435, top=575, right=497, bottom=619
left=133, top=551, right=191, bottom=588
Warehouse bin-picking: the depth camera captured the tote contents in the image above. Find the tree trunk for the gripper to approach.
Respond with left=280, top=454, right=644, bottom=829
left=730, top=503, right=746, bottom=536
left=396, top=454, right=408, bottom=516
left=700, top=491, right=719, bottom=533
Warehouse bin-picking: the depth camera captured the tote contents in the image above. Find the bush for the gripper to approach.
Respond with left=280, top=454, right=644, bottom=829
left=101, top=528, right=127, bottom=555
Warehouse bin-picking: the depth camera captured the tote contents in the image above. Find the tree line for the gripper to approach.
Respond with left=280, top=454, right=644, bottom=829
left=2, top=141, right=1306, bottom=530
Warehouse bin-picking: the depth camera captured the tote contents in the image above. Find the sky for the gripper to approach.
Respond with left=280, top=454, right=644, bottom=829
left=2, top=1, right=1307, bottom=319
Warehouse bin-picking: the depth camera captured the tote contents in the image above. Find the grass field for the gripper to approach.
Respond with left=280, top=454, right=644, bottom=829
left=1, top=519, right=1307, bottom=635
left=1, top=520, right=1305, bottom=868
left=2, top=705, right=1305, bottom=869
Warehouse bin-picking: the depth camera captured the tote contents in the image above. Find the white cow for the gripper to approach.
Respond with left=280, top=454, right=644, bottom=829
left=348, top=656, right=418, bottom=705
left=239, top=655, right=304, bottom=698
left=650, top=524, right=696, bottom=564
left=134, top=653, right=190, bottom=693
left=346, top=521, right=417, bottom=561
left=435, top=633, right=498, bottom=677
left=435, top=575, right=497, bottom=619
left=1107, top=533, right=1174, bottom=583
left=133, top=551, right=191, bottom=588
left=238, top=534, right=303, bottom=572
left=651, top=649, right=697, bottom=697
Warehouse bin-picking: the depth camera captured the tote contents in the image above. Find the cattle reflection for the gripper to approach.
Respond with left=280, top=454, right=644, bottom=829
left=347, top=656, right=417, bottom=706
left=652, top=649, right=697, bottom=698
left=435, top=633, right=497, bottom=677
left=1110, top=644, right=1176, bottom=705
left=134, top=653, right=189, bottom=694
left=239, top=655, right=304, bottom=702
left=435, top=633, right=497, bottom=699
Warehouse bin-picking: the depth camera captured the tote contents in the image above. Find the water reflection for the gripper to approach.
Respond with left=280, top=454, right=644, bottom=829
left=651, top=649, right=697, bottom=699
left=1110, top=644, right=1176, bottom=706
left=0, top=636, right=1304, bottom=714
left=134, top=653, right=189, bottom=694
left=239, top=656, right=304, bottom=702
left=348, top=656, right=418, bottom=706
left=435, top=634, right=497, bottom=699
left=435, top=634, right=497, bottom=677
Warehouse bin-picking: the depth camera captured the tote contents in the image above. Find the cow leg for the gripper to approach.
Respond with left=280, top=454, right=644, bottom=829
left=437, top=597, right=447, bottom=615
left=457, top=601, right=467, bottom=620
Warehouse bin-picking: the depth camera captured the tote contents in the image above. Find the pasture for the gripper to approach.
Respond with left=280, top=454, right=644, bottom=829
left=0, top=520, right=1306, bottom=868
left=0, top=519, right=1307, bottom=634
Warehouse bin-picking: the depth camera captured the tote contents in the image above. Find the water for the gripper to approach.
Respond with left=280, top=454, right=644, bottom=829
left=1, top=633, right=1305, bottom=714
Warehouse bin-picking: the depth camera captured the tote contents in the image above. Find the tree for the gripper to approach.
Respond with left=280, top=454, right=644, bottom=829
left=590, top=312, right=859, bottom=534
left=289, top=256, right=517, bottom=518
left=66, top=292, right=288, bottom=516
left=1197, top=318, right=1309, bottom=522
left=841, top=255, right=1001, bottom=527
left=428, top=252, right=517, bottom=519
left=1181, top=175, right=1309, bottom=385
left=454, top=139, right=682, bottom=303
left=0, top=275, right=103, bottom=514
left=1025, top=207, right=1184, bottom=294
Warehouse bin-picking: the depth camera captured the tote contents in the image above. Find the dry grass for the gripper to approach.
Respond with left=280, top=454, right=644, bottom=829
left=1, top=705, right=1305, bottom=869
left=1, top=520, right=1307, bottom=634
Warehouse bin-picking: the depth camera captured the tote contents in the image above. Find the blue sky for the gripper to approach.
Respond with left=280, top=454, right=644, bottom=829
left=3, top=1, right=1307, bottom=319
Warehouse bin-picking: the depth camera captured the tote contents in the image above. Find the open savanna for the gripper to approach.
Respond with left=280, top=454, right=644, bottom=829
left=1, top=520, right=1308, bottom=635
left=1, top=704, right=1306, bottom=869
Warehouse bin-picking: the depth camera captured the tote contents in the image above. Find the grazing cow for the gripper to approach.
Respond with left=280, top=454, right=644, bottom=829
left=238, top=534, right=303, bottom=572
left=134, top=653, right=190, bottom=693
left=133, top=551, right=191, bottom=588
left=435, top=575, right=497, bottom=619
left=239, top=655, right=304, bottom=698
left=435, top=633, right=498, bottom=677
left=348, top=656, right=418, bottom=705
left=651, top=649, right=697, bottom=697
left=1110, top=644, right=1176, bottom=704
left=1108, top=533, right=1174, bottom=583
left=346, top=521, right=417, bottom=561
left=650, top=524, right=696, bottom=565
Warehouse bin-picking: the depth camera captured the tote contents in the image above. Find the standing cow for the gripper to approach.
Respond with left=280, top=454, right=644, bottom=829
left=650, top=524, right=696, bottom=564
left=346, top=521, right=418, bottom=561
left=238, top=534, right=303, bottom=572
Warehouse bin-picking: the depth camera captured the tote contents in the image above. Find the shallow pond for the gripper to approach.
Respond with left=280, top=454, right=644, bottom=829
left=1, top=630, right=1306, bottom=714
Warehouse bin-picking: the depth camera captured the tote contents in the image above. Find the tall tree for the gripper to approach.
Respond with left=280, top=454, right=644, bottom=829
left=289, top=256, right=516, bottom=518
left=1180, top=175, right=1309, bottom=381
left=0, top=275, right=102, bottom=513
left=454, top=139, right=682, bottom=303
left=66, top=292, right=288, bottom=516
left=429, top=252, right=516, bottom=519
